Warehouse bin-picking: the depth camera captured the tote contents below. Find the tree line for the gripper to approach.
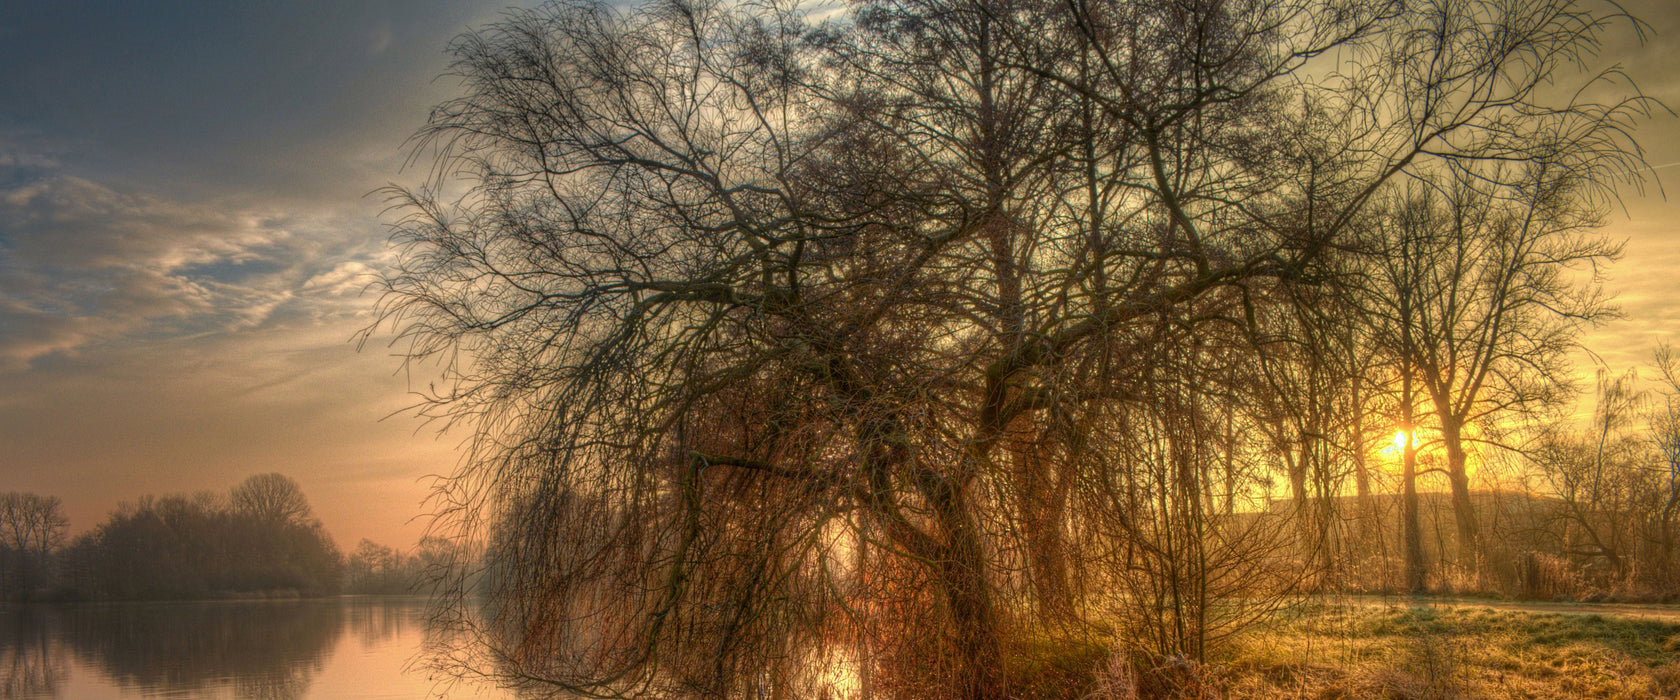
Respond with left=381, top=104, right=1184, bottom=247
left=367, top=0, right=1669, bottom=696
left=0, top=474, right=446, bottom=601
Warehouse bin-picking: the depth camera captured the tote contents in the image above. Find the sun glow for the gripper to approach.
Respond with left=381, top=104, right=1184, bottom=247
left=1391, top=429, right=1410, bottom=452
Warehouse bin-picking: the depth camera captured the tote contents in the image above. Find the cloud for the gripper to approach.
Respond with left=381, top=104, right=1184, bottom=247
left=0, top=308, right=96, bottom=368
left=0, top=175, right=279, bottom=269
left=303, top=261, right=374, bottom=297
left=1582, top=206, right=1680, bottom=376
left=0, top=128, right=66, bottom=173
left=0, top=170, right=383, bottom=370
left=369, top=22, right=395, bottom=56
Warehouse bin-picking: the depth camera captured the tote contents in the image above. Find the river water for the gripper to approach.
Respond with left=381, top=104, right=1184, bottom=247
left=0, top=597, right=513, bottom=699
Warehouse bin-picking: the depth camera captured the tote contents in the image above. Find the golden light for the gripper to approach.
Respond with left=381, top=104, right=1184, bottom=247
left=1392, top=429, right=1409, bottom=452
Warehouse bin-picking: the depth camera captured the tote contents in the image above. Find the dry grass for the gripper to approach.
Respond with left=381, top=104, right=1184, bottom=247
left=1218, top=603, right=1680, bottom=699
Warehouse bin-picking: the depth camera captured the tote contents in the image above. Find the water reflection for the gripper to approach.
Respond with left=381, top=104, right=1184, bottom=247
left=66, top=600, right=341, bottom=697
left=343, top=597, right=411, bottom=649
left=1, top=606, right=67, bottom=697
left=0, top=598, right=459, bottom=699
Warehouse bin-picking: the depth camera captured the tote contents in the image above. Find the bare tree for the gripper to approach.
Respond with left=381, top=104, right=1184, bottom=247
left=0, top=493, right=68, bottom=556
left=1364, top=190, right=1437, bottom=592
left=1358, top=160, right=1632, bottom=590
left=0, top=492, right=69, bottom=600
left=1505, top=350, right=1680, bottom=595
left=371, top=0, right=1654, bottom=695
left=1401, top=169, right=1619, bottom=575
left=1645, top=348, right=1680, bottom=589
left=1244, top=276, right=1377, bottom=587
left=230, top=473, right=313, bottom=525
left=1531, top=368, right=1644, bottom=581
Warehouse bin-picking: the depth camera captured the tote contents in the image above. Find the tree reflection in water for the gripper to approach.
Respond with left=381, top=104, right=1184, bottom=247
left=342, top=596, right=417, bottom=650
left=0, top=599, right=505, bottom=699
left=3, top=600, right=348, bottom=699
left=63, top=601, right=343, bottom=697
left=1, top=606, right=67, bottom=698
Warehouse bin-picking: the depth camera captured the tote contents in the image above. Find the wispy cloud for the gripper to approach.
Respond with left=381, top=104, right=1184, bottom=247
left=0, top=169, right=383, bottom=371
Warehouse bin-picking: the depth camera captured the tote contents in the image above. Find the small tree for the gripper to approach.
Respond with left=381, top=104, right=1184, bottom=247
left=1646, top=348, right=1680, bottom=590
left=1531, top=368, right=1644, bottom=585
left=346, top=539, right=407, bottom=594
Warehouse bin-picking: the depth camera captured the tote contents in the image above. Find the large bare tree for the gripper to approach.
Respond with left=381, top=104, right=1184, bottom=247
left=372, top=0, right=1652, bottom=696
left=1410, top=169, right=1618, bottom=571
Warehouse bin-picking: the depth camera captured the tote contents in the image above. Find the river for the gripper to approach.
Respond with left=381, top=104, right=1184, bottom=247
left=0, top=597, right=512, bottom=699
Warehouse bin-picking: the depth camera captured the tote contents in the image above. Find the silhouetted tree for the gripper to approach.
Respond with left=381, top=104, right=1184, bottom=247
left=231, top=473, right=314, bottom=525
left=373, top=0, right=1654, bottom=695
left=1402, top=170, right=1616, bottom=574
left=59, top=477, right=342, bottom=600
left=1531, top=368, right=1643, bottom=583
left=1647, top=348, right=1680, bottom=590
left=345, top=539, right=411, bottom=594
left=0, top=492, right=68, bottom=601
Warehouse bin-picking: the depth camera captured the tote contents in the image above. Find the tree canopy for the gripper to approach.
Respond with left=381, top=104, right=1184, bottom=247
left=230, top=473, right=315, bottom=525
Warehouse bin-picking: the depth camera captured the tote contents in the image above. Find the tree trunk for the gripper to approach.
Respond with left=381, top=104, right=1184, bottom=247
left=1348, top=379, right=1379, bottom=550
left=1013, top=437, right=1074, bottom=622
left=1401, top=370, right=1427, bottom=593
left=1285, top=442, right=1315, bottom=570
left=1352, top=431, right=1379, bottom=550
left=940, top=548, right=1003, bottom=700
left=1402, top=441, right=1426, bottom=593
left=918, top=468, right=1004, bottom=700
left=1439, top=416, right=1481, bottom=573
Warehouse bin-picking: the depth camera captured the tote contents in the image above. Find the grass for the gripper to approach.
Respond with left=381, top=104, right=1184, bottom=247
left=1218, top=602, right=1680, bottom=699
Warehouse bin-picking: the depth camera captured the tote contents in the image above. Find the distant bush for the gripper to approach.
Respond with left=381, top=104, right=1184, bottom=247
left=56, top=477, right=343, bottom=600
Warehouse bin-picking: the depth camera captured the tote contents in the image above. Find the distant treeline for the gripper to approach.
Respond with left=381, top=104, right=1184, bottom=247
left=343, top=536, right=456, bottom=595
left=0, top=474, right=453, bottom=602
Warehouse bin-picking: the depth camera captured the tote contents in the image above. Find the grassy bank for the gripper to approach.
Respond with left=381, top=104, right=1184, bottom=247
left=1218, top=603, right=1680, bottom=699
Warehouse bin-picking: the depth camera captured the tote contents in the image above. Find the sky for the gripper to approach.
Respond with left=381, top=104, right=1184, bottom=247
left=0, top=1, right=526, bottom=549
left=1, top=1, right=1678, bottom=551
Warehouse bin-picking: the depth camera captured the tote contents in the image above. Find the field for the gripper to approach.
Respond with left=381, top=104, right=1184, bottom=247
left=1215, top=601, right=1680, bottom=699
